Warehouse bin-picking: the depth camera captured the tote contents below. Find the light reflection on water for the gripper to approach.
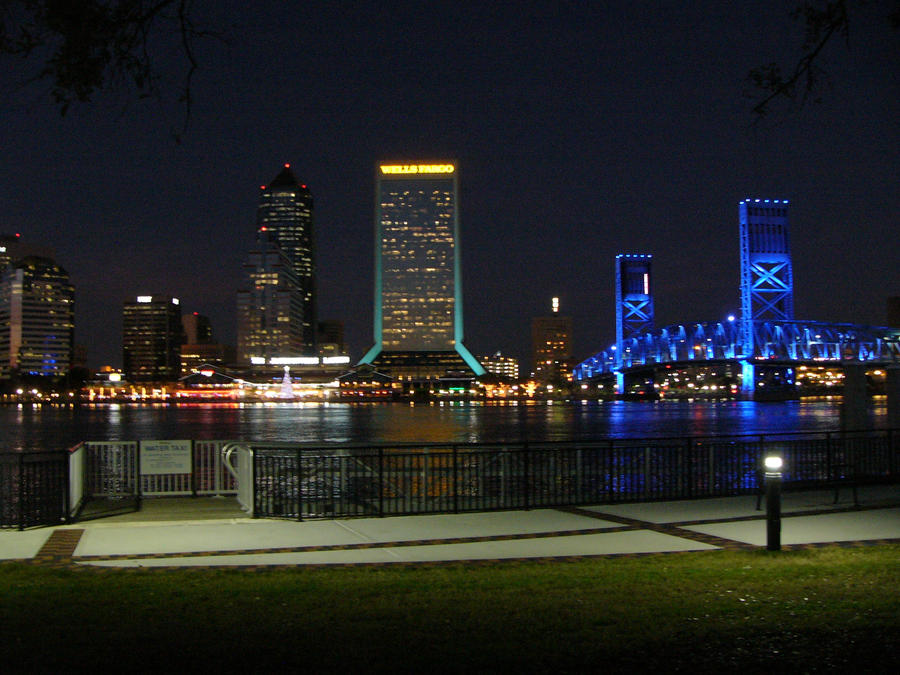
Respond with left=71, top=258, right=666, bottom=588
left=0, top=397, right=887, bottom=452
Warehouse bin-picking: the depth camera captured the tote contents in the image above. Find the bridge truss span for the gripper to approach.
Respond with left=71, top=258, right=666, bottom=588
left=574, top=320, right=900, bottom=380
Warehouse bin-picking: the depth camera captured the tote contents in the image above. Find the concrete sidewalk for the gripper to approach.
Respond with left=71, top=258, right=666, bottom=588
left=2, top=485, right=898, bottom=568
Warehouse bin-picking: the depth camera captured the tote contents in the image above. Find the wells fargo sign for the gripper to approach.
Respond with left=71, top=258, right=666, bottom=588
left=380, top=163, right=455, bottom=175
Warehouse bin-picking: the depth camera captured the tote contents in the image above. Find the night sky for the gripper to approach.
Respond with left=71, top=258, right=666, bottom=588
left=2, top=1, right=898, bottom=370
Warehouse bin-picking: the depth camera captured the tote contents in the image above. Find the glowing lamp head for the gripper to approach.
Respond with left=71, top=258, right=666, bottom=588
left=764, top=456, right=783, bottom=471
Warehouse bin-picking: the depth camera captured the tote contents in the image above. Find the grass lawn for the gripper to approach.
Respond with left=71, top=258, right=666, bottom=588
left=2, top=545, right=899, bottom=673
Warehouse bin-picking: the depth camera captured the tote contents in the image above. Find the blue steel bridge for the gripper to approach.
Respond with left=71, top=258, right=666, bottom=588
left=573, top=200, right=900, bottom=398
left=573, top=318, right=899, bottom=388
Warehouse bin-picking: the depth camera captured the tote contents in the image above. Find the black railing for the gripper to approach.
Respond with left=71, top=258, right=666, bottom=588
left=2, top=429, right=897, bottom=528
left=0, top=452, right=69, bottom=530
left=251, top=429, right=899, bottom=520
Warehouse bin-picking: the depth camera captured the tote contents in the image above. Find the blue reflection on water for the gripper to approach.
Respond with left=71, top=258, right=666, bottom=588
left=0, top=397, right=887, bottom=452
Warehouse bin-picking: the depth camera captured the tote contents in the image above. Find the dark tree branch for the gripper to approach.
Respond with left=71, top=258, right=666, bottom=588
left=749, top=0, right=900, bottom=118
left=749, top=0, right=851, bottom=117
left=0, top=0, right=221, bottom=135
left=174, top=0, right=197, bottom=140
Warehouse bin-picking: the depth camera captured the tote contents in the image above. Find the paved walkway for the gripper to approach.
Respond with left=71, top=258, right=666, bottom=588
left=2, top=485, right=898, bottom=568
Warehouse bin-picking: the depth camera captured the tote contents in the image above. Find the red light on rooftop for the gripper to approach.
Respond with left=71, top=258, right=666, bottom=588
left=193, top=312, right=199, bottom=316
left=284, top=163, right=290, bottom=168
left=301, top=184, right=307, bottom=189
left=260, top=226, right=267, bottom=231
left=260, top=185, right=266, bottom=190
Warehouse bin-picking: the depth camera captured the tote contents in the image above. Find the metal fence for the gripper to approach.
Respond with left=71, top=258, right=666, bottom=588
left=1, top=430, right=897, bottom=529
left=249, top=429, right=899, bottom=520
left=0, top=451, right=69, bottom=530
left=0, top=440, right=239, bottom=528
left=77, top=440, right=237, bottom=500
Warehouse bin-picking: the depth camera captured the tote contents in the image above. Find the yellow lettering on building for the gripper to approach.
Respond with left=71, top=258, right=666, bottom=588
left=380, top=163, right=455, bottom=175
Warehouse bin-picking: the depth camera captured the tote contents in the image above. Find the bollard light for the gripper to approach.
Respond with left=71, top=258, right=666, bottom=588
left=764, top=455, right=783, bottom=551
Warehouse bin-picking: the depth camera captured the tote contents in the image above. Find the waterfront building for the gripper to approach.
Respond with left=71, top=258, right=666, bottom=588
left=122, top=295, right=184, bottom=382
left=480, top=351, right=519, bottom=380
left=257, top=164, right=316, bottom=354
left=180, top=343, right=235, bottom=375
left=236, top=230, right=304, bottom=371
left=175, top=365, right=246, bottom=400
left=337, top=363, right=394, bottom=399
left=359, top=161, right=484, bottom=382
left=0, top=256, right=74, bottom=381
left=531, top=297, right=573, bottom=384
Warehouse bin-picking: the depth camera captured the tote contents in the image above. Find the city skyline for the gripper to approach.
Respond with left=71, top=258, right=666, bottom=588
left=1, top=2, right=897, bottom=369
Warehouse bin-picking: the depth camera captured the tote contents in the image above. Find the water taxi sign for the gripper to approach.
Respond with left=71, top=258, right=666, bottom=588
left=140, top=440, right=192, bottom=475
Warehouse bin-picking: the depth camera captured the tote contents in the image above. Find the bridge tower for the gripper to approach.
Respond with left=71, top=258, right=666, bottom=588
left=615, top=254, right=654, bottom=393
left=739, top=199, right=794, bottom=395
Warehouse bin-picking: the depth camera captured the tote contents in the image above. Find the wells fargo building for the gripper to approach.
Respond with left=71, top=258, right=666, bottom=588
left=360, top=162, right=484, bottom=381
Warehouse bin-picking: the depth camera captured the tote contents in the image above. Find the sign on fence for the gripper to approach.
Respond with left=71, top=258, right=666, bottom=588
left=139, top=440, right=192, bottom=475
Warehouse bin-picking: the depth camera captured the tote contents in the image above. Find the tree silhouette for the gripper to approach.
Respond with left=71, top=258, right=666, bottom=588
left=749, top=0, right=900, bottom=117
left=0, top=0, right=220, bottom=135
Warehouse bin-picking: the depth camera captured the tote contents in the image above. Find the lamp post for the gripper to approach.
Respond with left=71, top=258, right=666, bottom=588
left=764, top=455, right=783, bottom=551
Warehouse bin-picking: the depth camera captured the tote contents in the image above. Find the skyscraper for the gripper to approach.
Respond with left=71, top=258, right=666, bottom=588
left=236, top=230, right=304, bottom=368
left=182, top=312, right=213, bottom=345
left=257, top=164, right=316, bottom=353
left=0, top=233, right=55, bottom=271
left=360, top=161, right=484, bottom=380
left=0, top=256, right=74, bottom=381
left=180, top=312, right=233, bottom=375
left=531, top=297, right=573, bottom=384
left=122, top=295, right=184, bottom=382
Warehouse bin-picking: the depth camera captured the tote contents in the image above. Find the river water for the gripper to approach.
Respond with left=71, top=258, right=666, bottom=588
left=0, top=397, right=889, bottom=452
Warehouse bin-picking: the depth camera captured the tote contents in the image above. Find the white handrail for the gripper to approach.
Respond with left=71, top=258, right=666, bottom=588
left=68, top=442, right=86, bottom=518
left=222, top=442, right=254, bottom=515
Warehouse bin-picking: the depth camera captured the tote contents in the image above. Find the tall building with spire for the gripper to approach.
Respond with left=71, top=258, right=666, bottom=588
left=256, top=164, right=316, bottom=354
left=360, top=161, right=484, bottom=381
